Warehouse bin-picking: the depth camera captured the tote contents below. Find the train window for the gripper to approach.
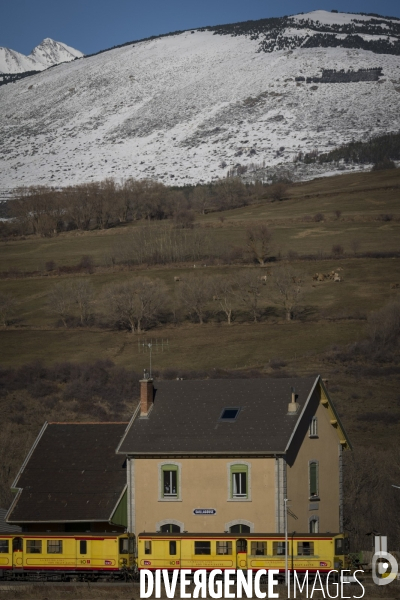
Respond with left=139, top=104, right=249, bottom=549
left=194, top=541, right=211, bottom=555
left=169, top=541, right=177, bottom=555
left=335, top=538, right=345, bottom=555
left=0, top=540, right=9, bottom=553
left=144, top=541, right=152, bottom=555
left=13, top=538, right=22, bottom=552
left=298, top=542, right=314, bottom=556
left=129, top=538, right=135, bottom=554
left=236, top=539, right=247, bottom=553
left=47, top=540, right=63, bottom=554
left=80, top=541, right=87, bottom=555
left=119, top=538, right=129, bottom=554
left=251, top=542, right=267, bottom=556
left=216, top=541, right=232, bottom=555
left=273, top=542, right=286, bottom=556
left=26, top=540, right=42, bottom=554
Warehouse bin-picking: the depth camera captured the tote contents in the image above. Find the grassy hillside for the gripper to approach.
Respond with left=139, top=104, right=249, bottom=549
left=1, top=168, right=399, bottom=547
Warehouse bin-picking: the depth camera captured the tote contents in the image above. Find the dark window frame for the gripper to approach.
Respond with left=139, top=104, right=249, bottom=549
left=47, top=540, right=63, bottom=554
left=79, top=540, right=87, bottom=555
left=194, top=541, right=211, bottom=555
left=169, top=541, right=177, bottom=555
left=26, top=540, right=42, bottom=554
left=298, top=541, right=314, bottom=556
left=219, top=407, right=241, bottom=422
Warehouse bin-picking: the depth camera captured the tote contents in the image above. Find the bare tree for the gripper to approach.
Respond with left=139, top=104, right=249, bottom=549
left=72, top=280, right=95, bottom=325
left=234, top=271, right=264, bottom=323
left=191, top=186, right=213, bottom=215
left=105, top=277, right=167, bottom=333
left=210, top=276, right=236, bottom=324
left=0, top=293, right=17, bottom=327
left=267, top=182, right=288, bottom=202
left=47, top=282, right=74, bottom=328
left=272, top=264, right=303, bottom=321
left=246, top=224, right=273, bottom=266
left=178, top=275, right=211, bottom=324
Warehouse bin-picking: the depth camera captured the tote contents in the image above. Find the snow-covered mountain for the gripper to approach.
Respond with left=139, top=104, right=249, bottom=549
left=29, top=38, right=83, bottom=69
left=1, top=10, right=400, bottom=190
left=0, top=48, right=45, bottom=74
left=0, top=38, right=83, bottom=74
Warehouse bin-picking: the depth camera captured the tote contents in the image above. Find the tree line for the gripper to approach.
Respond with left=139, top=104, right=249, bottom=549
left=0, top=265, right=303, bottom=331
left=46, top=266, right=303, bottom=331
left=297, top=131, right=400, bottom=170
left=3, top=178, right=288, bottom=238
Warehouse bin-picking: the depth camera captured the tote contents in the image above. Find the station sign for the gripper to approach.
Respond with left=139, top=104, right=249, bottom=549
left=193, top=508, right=216, bottom=515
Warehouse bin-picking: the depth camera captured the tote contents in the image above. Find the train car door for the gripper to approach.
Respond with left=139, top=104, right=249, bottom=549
left=12, top=537, right=23, bottom=569
left=76, top=539, right=91, bottom=568
left=236, top=539, right=247, bottom=570
left=168, top=539, right=181, bottom=569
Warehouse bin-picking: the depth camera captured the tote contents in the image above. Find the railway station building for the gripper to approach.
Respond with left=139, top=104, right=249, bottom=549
left=116, top=375, right=351, bottom=536
left=6, top=376, right=351, bottom=537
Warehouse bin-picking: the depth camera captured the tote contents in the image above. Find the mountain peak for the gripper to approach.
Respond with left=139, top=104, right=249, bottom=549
left=29, top=38, right=84, bottom=68
left=0, top=39, right=83, bottom=74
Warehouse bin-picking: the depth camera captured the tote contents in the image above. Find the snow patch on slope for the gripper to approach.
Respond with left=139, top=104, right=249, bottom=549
left=291, top=10, right=397, bottom=26
left=0, top=19, right=399, bottom=189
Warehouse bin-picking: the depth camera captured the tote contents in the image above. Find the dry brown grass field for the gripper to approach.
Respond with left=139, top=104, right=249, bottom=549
left=0, top=168, right=400, bottom=556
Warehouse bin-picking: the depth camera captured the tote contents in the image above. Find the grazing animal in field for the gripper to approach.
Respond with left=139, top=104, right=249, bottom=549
left=174, top=276, right=181, bottom=282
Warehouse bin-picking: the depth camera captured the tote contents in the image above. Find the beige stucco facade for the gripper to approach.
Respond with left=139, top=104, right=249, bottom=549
left=127, top=380, right=348, bottom=536
left=286, top=386, right=342, bottom=534
left=132, top=457, right=276, bottom=534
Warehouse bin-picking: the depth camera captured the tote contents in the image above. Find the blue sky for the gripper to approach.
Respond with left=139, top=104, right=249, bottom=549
left=2, top=0, right=400, bottom=56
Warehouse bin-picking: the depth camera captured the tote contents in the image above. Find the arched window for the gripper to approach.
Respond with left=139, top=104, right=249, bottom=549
left=309, top=517, right=319, bottom=533
left=309, top=417, right=318, bottom=437
left=229, top=524, right=251, bottom=533
left=160, top=523, right=181, bottom=533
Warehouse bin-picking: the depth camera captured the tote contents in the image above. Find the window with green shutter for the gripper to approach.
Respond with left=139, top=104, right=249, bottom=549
left=162, top=464, right=179, bottom=498
left=309, top=461, right=319, bottom=498
left=230, top=464, right=248, bottom=499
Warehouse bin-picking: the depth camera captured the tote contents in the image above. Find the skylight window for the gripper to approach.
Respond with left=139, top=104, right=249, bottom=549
left=220, top=408, right=240, bottom=421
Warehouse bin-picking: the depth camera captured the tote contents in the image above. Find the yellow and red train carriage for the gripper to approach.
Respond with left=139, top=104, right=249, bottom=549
left=0, top=532, right=135, bottom=581
left=137, top=532, right=349, bottom=576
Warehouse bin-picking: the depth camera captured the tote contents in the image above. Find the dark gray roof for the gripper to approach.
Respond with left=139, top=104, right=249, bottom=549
left=7, top=423, right=128, bottom=523
left=117, top=377, right=319, bottom=455
left=0, top=508, right=21, bottom=532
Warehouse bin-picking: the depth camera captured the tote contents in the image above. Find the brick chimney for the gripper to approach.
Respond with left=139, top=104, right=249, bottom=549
left=288, top=386, right=300, bottom=415
left=140, top=371, right=154, bottom=417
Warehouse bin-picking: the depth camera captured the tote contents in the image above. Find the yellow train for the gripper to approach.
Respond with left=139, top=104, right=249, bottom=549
left=137, top=532, right=349, bottom=575
left=0, top=532, right=135, bottom=581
